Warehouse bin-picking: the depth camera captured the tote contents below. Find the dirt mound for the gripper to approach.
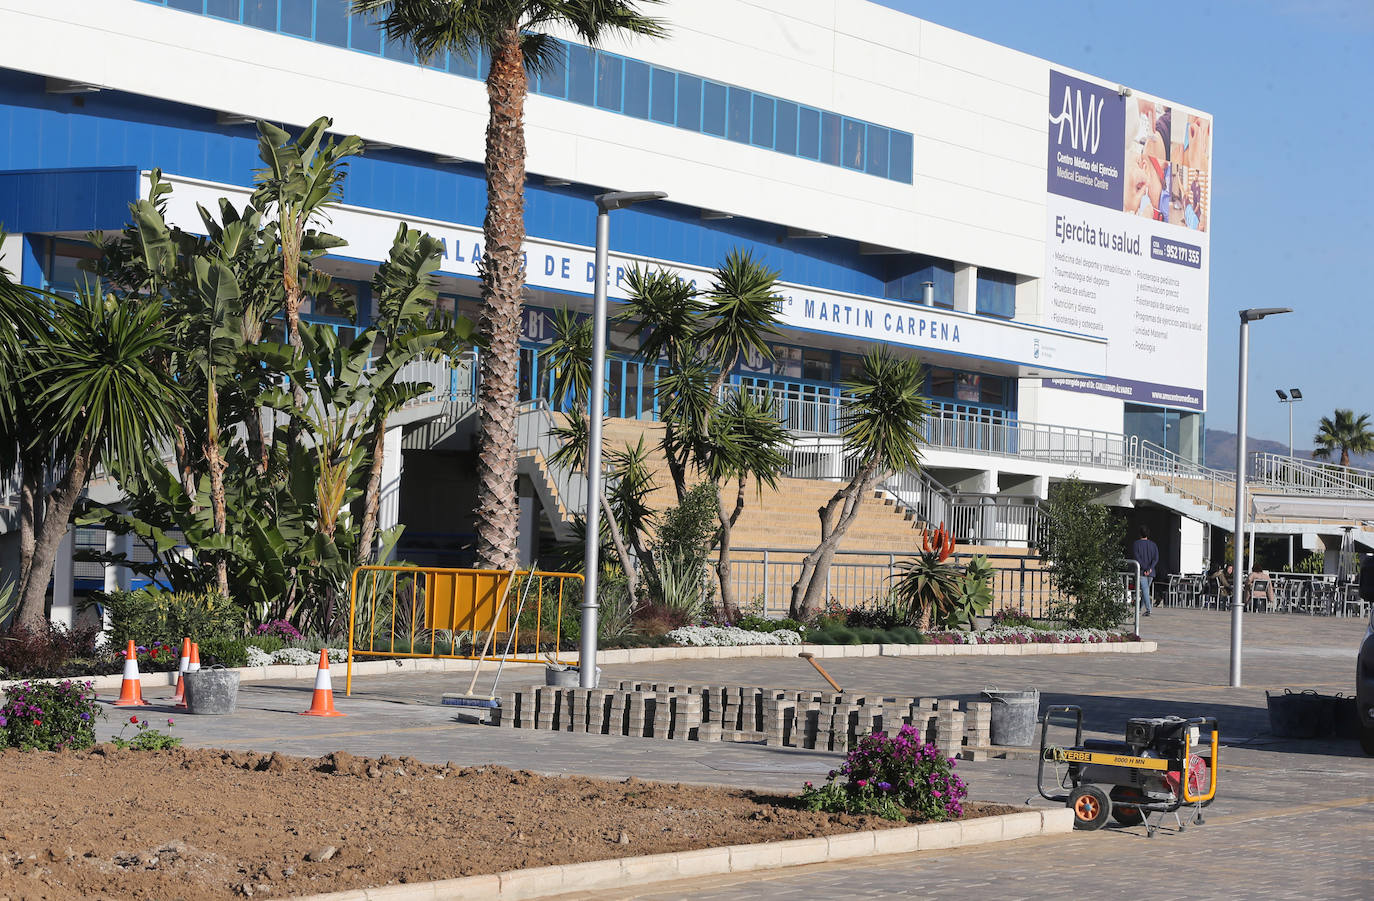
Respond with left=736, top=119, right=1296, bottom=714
left=0, top=745, right=1022, bottom=899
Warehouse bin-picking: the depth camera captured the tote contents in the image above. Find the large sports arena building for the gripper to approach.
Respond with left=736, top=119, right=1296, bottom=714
left=2, top=0, right=1297, bottom=615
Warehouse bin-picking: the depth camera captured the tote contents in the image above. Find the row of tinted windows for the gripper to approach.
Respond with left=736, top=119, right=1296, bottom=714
left=140, top=0, right=915, bottom=183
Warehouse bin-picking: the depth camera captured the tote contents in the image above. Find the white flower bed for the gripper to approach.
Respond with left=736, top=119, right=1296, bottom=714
left=246, top=646, right=348, bottom=666
left=667, top=626, right=803, bottom=647
left=926, top=626, right=1132, bottom=645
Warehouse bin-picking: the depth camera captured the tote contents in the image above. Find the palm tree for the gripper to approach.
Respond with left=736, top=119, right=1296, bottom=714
left=789, top=349, right=930, bottom=621
left=699, top=390, right=789, bottom=621
left=1312, top=409, right=1374, bottom=468
left=354, top=0, right=667, bottom=571
left=697, top=250, right=784, bottom=395
left=15, top=293, right=185, bottom=629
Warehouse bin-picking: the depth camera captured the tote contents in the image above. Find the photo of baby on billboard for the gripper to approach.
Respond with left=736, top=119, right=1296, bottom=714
left=1122, top=98, right=1210, bottom=232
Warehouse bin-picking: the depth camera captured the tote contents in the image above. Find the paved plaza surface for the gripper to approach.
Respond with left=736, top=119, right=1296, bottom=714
left=99, top=609, right=1373, bottom=899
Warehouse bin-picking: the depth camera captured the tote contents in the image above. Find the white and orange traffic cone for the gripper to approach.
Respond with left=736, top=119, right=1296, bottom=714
left=176, top=641, right=201, bottom=710
left=300, top=649, right=345, bottom=717
left=170, top=638, right=191, bottom=706
left=112, top=640, right=148, bottom=708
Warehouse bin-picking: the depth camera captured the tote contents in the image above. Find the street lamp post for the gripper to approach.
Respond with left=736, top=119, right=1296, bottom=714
left=1231, top=307, right=1292, bottom=687
left=581, top=190, right=668, bottom=689
left=1275, top=387, right=1303, bottom=458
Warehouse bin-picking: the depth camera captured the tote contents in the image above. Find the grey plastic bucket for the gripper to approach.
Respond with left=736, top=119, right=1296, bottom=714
left=982, top=688, right=1040, bottom=747
left=183, top=668, right=241, bottom=715
left=544, top=666, right=601, bottom=688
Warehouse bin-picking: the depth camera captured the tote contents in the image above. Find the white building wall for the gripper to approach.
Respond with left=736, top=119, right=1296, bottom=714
left=1019, top=381, right=1125, bottom=435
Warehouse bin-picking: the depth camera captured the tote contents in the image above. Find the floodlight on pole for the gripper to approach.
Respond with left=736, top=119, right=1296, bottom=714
left=580, top=189, right=668, bottom=689
left=1277, top=386, right=1303, bottom=459
left=1231, top=306, right=1292, bottom=687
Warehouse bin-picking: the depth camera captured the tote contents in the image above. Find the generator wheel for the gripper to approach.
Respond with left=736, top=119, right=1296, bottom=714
left=1068, top=785, right=1111, bottom=830
left=1109, top=787, right=1145, bottom=826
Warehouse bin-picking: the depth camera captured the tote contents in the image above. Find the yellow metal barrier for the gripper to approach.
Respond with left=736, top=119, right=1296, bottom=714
left=345, top=565, right=582, bottom=695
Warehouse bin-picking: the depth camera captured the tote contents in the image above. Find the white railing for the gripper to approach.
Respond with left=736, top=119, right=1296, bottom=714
left=746, top=385, right=1129, bottom=469
left=515, top=400, right=588, bottom=515
left=1248, top=453, right=1374, bottom=499
left=778, top=438, right=1043, bottom=547
left=1129, top=439, right=1235, bottom=516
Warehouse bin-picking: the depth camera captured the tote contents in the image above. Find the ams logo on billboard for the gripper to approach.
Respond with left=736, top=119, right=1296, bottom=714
left=1049, top=82, right=1107, bottom=154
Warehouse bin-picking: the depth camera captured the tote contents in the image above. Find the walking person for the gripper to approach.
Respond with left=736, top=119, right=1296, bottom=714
left=1132, top=526, right=1160, bottom=615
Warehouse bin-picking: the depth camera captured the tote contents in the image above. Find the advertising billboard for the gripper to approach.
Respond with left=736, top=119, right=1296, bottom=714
left=1043, top=69, right=1211, bottom=411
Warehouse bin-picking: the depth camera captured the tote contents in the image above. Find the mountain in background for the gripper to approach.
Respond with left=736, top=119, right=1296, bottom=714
left=1203, top=428, right=1374, bottom=472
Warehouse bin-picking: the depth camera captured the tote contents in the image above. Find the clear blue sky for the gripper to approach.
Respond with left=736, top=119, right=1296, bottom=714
left=874, top=0, right=1374, bottom=450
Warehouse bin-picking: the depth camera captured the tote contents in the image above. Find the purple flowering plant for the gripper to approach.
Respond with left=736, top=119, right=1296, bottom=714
left=799, top=725, right=968, bottom=822
left=0, top=680, right=102, bottom=751
left=254, top=620, right=304, bottom=642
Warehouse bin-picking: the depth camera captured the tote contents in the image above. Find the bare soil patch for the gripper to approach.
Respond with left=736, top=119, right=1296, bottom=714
left=0, top=746, right=1022, bottom=900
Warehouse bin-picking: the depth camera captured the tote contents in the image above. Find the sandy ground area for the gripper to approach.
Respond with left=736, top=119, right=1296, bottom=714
left=0, top=746, right=1018, bottom=900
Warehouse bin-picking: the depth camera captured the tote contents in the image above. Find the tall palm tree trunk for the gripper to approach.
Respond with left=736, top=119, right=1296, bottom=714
left=789, top=466, right=879, bottom=620
left=358, top=421, right=388, bottom=565
left=473, top=28, right=528, bottom=572
left=16, top=446, right=94, bottom=630
left=17, top=460, right=41, bottom=590
left=206, top=378, right=230, bottom=598
left=715, top=475, right=747, bottom=621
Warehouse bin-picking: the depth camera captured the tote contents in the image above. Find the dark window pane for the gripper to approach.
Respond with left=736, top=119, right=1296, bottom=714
left=534, top=45, right=565, bottom=96
left=623, top=60, right=650, bottom=119
left=774, top=100, right=798, bottom=155
left=595, top=52, right=623, bottom=111
left=280, top=0, right=311, bottom=36
left=650, top=67, right=677, bottom=124
left=568, top=44, right=596, bottom=105
left=889, top=130, right=914, bottom=183
left=820, top=112, right=841, bottom=165
left=383, top=34, right=415, bottom=63
left=243, top=0, right=276, bottom=30
left=205, top=0, right=238, bottom=18
left=865, top=125, right=889, bottom=177
left=841, top=118, right=865, bottom=170
left=751, top=95, right=774, bottom=147
left=929, top=368, right=955, bottom=398
left=674, top=73, right=701, bottom=129
left=981, top=376, right=1006, bottom=406
left=315, top=0, right=349, bottom=46
left=977, top=270, right=1016, bottom=318
left=798, top=106, right=820, bottom=159
left=350, top=12, right=382, bottom=53
left=171, top=0, right=207, bottom=12
left=702, top=81, right=727, bottom=136
left=726, top=87, right=750, bottom=143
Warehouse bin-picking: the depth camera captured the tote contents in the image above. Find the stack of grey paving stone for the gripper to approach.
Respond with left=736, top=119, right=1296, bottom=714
left=490, top=682, right=1022, bottom=756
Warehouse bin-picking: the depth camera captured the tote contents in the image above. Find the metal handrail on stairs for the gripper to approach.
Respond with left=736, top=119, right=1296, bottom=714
left=1248, top=452, right=1374, bottom=498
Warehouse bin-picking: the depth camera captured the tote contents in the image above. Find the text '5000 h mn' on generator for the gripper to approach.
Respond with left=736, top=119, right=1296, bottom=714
left=1036, top=705, right=1219, bottom=836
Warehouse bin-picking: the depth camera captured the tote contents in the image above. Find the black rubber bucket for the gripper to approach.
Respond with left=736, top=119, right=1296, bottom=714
left=1265, top=689, right=1333, bottom=739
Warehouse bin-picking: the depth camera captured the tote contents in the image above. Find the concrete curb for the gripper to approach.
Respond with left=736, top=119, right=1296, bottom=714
left=0, top=641, right=1156, bottom=693
left=280, top=808, right=1074, bottom=901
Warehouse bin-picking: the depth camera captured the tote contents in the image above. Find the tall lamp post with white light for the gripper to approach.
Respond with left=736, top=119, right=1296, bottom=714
left=1231, top=307, right=1293, bottom=687
left=1276, top=388, right=1303, bottom=457
left=580, top=190, right=668, bottom=689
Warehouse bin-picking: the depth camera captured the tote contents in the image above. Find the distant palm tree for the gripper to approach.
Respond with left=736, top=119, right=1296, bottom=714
left=1311, top=408, right=1374, bottom=468
left=353, top=0, right=667, bottom=570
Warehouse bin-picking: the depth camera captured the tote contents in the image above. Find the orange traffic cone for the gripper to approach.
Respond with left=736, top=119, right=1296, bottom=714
left=170, top=638, right=191, bottom=706
left=300, top=649, right=345, bottom=717
left=176, top=641, right=201, bottom=710
left=112, top=640, right=148, bottom=708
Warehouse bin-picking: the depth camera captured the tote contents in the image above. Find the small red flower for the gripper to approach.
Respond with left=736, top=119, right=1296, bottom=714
left=129, top=716, right=139, bottom=724
left=32, top=719, right=41, bottom=726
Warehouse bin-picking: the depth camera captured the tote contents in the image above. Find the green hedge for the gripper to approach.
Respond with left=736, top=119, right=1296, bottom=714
left=100, top=589, right=244, bottom=648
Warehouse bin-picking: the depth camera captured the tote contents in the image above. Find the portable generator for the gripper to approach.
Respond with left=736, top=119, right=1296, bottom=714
left=1036, top=705, right=1219, bottom=836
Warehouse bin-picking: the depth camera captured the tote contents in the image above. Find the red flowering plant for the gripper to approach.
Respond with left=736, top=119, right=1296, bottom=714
left=800, top=725, right=968, bottom=822
left=111, top=715, right=181, bottom=751
left=0, top=680, right=102, bottom=751
left=117, top=641, right=182, bottom=673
